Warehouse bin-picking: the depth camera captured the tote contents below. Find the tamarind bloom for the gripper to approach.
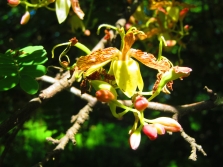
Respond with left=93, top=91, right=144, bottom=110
left=129, top=129, right=141, bottom=150
left=77, top=28, right=170, bottom=97
left=8, top=0, right=20, bottom=7
left=20, top=11, right=30, bottom=25
left=134, top=96, right=149, bottom=111
left=95, top=89, right=115, bottom=103
left=142, top=124, right=158, bottom=140
left=149, top=117, right=182, bottom=132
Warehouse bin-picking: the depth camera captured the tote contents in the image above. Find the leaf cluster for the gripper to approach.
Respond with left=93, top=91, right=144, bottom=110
left=0, top=46, right=48, bottom=94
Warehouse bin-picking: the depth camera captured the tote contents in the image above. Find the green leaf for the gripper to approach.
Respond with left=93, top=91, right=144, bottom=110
left=17, top=46, right=47, bottom=65
left=20, top=65, right=47, bottom=77
left=0, top=75, right=19, bottom=91
left=0, top=53, right=14, bottom=64
left=0, top=64, right=18, bottom=76
left=20, top=75, right=39, bottom=94
left=19, top=46, right=44, bottom=56
left=55, top=0, right=71, bottom=24
left=31, top=56, right=48, bottom=65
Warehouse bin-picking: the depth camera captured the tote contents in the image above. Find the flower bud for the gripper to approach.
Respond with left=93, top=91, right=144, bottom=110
left=150, top=117, right=182, bottom=132
left=153, top=123, right=165, bottom=135
left=134, top=96, right=149, bottom=111
left=184, top=25, right=190, bottom=31
left=142, top=124, right=157, bottom=140
left=129, top=129, right=141, bottom=150
left=166, top=40, right=176, bottom=47
left=8, top=0, right=20, bottom=7
left=20, top=11, right=30, bottom=25
left=95, top=89, right=115, bottom=103
left=179, top=8, right=189, bottom=20
left=91, top=80, right=117, bottom=99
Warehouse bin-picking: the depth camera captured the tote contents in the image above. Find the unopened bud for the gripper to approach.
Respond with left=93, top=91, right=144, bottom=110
left=179, top=8, right=189, bottom=20
left=129, top=129, right=141, bottom=150
left=166, top=40, right=176, bottom=47
left=8, top=0, right=20, bottom=7
left=153, top=123, right=165, bottom=135
left=84, top=29, right=91, bottom=36
left=150, top=117, right=182, bottom=132
left=20, top=11, right=30, bottom=25
left=142, top=124, right=157, bottom=140
left=184, top=25, right=190, bottom=31
left=134, top=96, right=149, bottom=111
left=95, top=89, right=115, bottom=103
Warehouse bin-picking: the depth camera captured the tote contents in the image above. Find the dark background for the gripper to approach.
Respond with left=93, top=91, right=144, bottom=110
left=0, top=0, right=223, bottom=166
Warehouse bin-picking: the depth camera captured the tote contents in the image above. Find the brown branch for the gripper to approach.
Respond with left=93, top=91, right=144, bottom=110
left=180, top=130, right=207, bottom=161
left=33, top=101, right=97, bottom=167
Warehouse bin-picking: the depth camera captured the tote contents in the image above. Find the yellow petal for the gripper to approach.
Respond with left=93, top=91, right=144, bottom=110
left=113, top=58, right=143, bottom=97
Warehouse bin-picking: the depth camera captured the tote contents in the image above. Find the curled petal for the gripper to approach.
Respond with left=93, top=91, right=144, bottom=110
left=129, top=49, right=170, bottom=71
left=71, top=0, right=85, bottom=19
left=173, top=66, right=192, bottom=80
left=76, top=47, right=120, bottom=71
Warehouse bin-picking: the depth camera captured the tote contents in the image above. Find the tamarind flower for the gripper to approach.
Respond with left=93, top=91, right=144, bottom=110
left=76, top=27, right=170, bottom=97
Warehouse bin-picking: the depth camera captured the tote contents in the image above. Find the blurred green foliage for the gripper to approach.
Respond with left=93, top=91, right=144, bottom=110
left=1, top=0, right=223, bottom=167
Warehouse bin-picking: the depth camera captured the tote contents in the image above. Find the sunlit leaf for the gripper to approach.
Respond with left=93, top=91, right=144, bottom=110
left=20, top=65, right=47, bottom=78
left=0, top=64, right=17, bottom=76
left=0, top=53, right=14, bottom=64
left=19, top=46, right=44, bottom=56
left=20, top=75, right=39, bottom=94
left=0, top=75, right=19, bottom=91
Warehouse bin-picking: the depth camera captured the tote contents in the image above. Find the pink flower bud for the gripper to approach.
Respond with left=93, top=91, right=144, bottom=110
left=166, top=40, right=177, bottom=47
left=150, top=117, right=182, bottom=132
left=184, top=25, right=190, bottom=31
left=179, top=8, right=189, bottom=20
left=129, top=130, right=141, bottom=150
left=8, top=0, right=20, bottom=7
left=95, top=89, right=115, bottom=103
left=84, top=29, right=91, bottom=36
left=20, top=11, right=30, bottom=25
left=134, top=96, right=149, bottom=111
left=142, top=124, right=158, bottom=140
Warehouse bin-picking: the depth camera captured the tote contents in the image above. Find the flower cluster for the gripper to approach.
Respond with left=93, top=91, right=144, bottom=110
left=53, top=25, right=192, bottom=150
